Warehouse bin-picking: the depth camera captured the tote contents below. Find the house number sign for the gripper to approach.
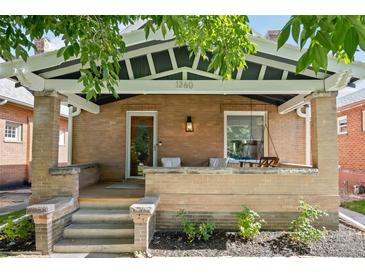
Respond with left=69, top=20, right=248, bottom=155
left=176, top=80, right=194, bottom=89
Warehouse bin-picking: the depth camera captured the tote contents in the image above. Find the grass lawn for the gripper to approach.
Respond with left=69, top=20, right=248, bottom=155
left=341, top=200, right=365, bottom=215
left=0, top=209, right=26, bottom=226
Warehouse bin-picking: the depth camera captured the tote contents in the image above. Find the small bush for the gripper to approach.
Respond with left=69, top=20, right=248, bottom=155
left=289, top=200, right=328, bottom=244
left=0, top=217, right=34, bottom=242
left=177, top=209, right=196, bottom=242
left=236, top=206, right=265, bottom=240
left=177, top=209, right=216, bottom=242
left=198, top=222, right=216, bottom=241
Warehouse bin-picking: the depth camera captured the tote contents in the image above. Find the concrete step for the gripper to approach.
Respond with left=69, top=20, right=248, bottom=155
left=79, top=198, right=139, bottom=209
left=53, top=238, right=135, bottom=253
left=63, top=223, right=134, bottom=238
left=72, top=209, right=131, bottom=224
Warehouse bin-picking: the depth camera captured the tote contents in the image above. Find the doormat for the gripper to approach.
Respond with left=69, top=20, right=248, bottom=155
left=105, top=183, right=144, bottom=189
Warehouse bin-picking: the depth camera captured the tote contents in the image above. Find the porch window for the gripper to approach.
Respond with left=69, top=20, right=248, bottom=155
left=4, top=121, right=22, bottom=142
left=337, top=116, right=348, bottom=135
left=224, top=112, right=265, bottom=161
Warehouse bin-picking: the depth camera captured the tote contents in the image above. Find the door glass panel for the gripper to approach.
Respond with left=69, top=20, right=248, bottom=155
left=130, top=116, right=154, bottom=176
left=226, top=115, right=264, bottom=160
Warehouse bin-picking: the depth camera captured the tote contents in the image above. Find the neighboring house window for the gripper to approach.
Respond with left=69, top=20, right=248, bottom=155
left=363, top=111, right=365, bottom=132
left=224, top=111, right=266, bottom=161
left=4, top=121, right=22, bottom=142
left=337, top=116, right=348, bottom=135
left=59, top=130, right=65, bottom=146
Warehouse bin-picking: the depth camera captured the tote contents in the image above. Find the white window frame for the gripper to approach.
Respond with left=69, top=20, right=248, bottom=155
left=59, top=130, right=66, bottom=146
left=337, top=115, right=348, bottom=135
left=4, top=121, right=22, bottom=143
left=362, top=111, right=365, bottom=132
left=223, top=111, right=268, bottom=160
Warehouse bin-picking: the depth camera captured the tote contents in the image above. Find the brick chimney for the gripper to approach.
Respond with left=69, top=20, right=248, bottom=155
left=265, top=30, right=281, bottom=42
left=34, top=38, right=50, bottom=55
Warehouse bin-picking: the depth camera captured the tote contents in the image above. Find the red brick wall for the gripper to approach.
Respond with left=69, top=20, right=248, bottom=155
left=73, top=95, right=306, bottom=181
left=337, top=100, right=365, bottom=192
left=0, top=102, right=68, bottom=187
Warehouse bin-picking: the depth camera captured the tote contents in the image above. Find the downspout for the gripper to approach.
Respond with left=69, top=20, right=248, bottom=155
left=67, top=106, right=81, bottom=165
left=296, top=105, right=311, bottom=166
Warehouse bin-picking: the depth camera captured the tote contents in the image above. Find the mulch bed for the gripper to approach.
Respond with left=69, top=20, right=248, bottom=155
left=0, top=233, right=35, bottom=252
left=149, top=223, right=365, bottom=257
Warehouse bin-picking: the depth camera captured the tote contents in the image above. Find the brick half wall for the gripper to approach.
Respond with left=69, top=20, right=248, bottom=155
left=145, top=171, right=339, bottom=230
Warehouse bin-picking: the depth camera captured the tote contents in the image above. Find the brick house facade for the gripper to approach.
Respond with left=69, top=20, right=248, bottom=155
left=1, top=26, right=363, bottom=254
left=337, top=89, right=365, bottom=193
left=73, top=94, right=306, bottom=181
left=0, top=81, right=68, bottom=188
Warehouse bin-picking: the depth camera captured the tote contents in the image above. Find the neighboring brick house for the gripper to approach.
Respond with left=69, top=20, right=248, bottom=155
left=337, top=87, right=365, bottom=193
left=0, top=79, right=69, bottom=188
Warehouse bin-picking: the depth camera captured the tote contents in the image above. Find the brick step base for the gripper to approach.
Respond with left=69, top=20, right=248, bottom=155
left=54, top=201, right=136, bottom=253
left=63, top=223, right=134, bottom=238
left=53, top=238, right=135, bottom=253
left=72, top=208, right=132, bottom=223
left=79, top=198, right=140, bottom=209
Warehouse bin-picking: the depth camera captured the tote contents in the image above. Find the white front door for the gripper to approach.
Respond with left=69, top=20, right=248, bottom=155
left=125, top=111, right=158, bottom=178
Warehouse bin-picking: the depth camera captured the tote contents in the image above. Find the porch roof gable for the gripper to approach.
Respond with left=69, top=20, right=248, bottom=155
left=0, top=27, right=361, bottom=111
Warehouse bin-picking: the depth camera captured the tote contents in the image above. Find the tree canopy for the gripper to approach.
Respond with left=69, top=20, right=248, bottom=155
left=0, top=15, right=365, bottom=99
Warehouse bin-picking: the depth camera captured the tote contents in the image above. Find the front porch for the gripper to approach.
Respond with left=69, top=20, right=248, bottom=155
left=0, top=28, right=356, bottom=255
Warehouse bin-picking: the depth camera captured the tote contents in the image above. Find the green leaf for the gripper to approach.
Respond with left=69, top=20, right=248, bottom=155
left=332, top=19, right=349, bottom=46
left=277, top=22, right=291, bottom=49
left=344, top=27, right=359, bottom=59
left=296, top=50, right=312, bottom=74
left=291, top=19, right=300, bottom=43
left=144, top=24, right=150, bottom=39
left=316, top=31, right=334, bottom=52
left=359, top=35, right=365, bottom=51
left=313, top=45, right=328, bottom=70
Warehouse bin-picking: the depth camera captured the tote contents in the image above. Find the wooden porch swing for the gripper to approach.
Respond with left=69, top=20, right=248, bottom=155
left=243, top=99, right=280, bottom=168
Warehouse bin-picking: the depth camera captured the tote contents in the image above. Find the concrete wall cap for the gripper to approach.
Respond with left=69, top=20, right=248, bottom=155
left=144, top=166, right=319, bottom=176
left=130, top=196, right=160, bottom=215
left=27, top=197, right=74, bottom=215
left=49, top=163, right=99, bottom=175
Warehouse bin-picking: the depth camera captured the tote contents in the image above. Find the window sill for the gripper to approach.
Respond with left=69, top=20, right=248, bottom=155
left=4, top=139, right=22, bottom=143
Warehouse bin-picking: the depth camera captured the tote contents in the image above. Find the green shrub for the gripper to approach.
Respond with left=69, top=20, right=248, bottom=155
left=289, top=200, right=328, bottom=244
left=0, top=217, right=34, bottom=241
left=177, top=209, right=216, bottom=242
left=236, top=206, right=265, bottom=240
left=177, top=209, right=196, bottom=242
left=198, top=222, right=216, bottom=241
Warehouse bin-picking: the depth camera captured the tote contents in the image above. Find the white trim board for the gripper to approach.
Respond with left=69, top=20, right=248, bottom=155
left=125, top=111, right=158, bottom=179
left=44, top=79, right=325, bottom=94
left=223, top=111, right=268, bottom=160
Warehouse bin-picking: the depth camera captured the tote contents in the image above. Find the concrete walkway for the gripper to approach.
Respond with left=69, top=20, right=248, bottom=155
left=0, top=187, right=31, bottom=215
left=339, top=207, right=365, bottom=232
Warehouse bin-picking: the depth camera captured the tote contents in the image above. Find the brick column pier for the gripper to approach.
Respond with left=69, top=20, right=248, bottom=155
left=309, top=90, right=339, bottom=228
left=30, top=91, right=62, bottom=204
left=310, top=91, right=338, bottom=178
left=130, top=196, right=160, bottom=252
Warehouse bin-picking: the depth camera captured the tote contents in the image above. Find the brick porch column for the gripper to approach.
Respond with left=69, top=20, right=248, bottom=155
left=311, top=92, right=338, bottom=172
left=310, top=90, right=338, bottom=180
left=30, top=91, right=62, bottom=204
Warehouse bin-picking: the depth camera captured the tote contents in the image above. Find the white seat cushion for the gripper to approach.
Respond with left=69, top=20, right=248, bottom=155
left=161, top=157, right=181, bottom=168
left=209, top=158, right=228, bottom=168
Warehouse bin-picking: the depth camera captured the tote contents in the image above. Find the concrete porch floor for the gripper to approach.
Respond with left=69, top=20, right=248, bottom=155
left=79, top=179, right=145, bottom=202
